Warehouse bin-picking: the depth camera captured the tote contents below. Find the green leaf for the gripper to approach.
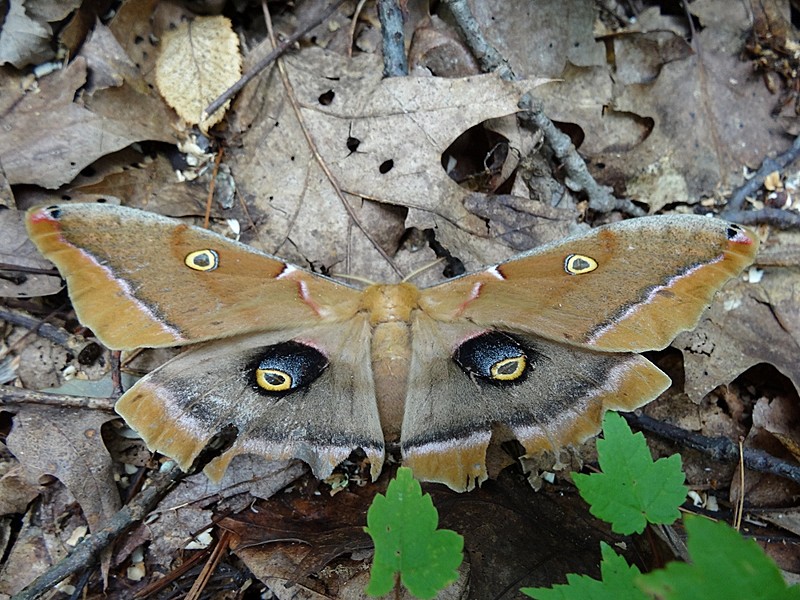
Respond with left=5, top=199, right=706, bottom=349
left=521, top=542, right=648, bottom=600
left=572, top=412, right=687, bottom=534
left=638, top=515, right=800, bottom=600
left=365, top=467, right=464, bottom=599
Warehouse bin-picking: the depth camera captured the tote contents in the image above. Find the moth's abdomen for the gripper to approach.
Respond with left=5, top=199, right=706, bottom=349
left=371, top=321, right=411, bottom=441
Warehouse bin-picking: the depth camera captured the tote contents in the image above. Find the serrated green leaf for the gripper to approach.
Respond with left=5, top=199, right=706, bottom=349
left=521, top=542, right=648, bottom=600
left=365, top=467, right=464, bottom=599
left=572, top=412, right=687, bottom=534
left=638, top=515, right=800, bottom=600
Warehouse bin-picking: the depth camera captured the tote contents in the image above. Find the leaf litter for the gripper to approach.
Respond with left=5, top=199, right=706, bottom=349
left=0, top=0, right=798, bottom=597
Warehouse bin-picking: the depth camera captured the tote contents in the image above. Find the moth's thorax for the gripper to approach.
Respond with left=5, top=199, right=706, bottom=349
left=360, top=282, right=421, bottom=325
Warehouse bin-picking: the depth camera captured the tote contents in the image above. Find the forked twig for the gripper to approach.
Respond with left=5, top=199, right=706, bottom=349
left=518, top=95, right=645, bottom=216
left=443, top=0, right=645, bottom=216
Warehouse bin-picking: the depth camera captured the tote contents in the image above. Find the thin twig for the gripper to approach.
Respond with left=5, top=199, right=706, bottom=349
left=110, top=350, right=124, bottom=398
left=347, top=0, right=370, bottom=59
left=129, top=550, right=209, bottom=598
left=719, top=207, right=800, bottom=229
left=203, top=0, right=349, bottom=120
left=13, top=464, right=187, bottom=600
left=624, top=412, right=800, bottom=486
left=203, top=147, right=225, bottom=229
left=1, top=385, right=116, bottom=412
left=723, top=134, right=800, bottom=214
left=377, top=0, right=408, bottom=77
left=0, top=306, right=101, bottom=365
left=734, top=437, right=745, bottom=530
left=185, top=530, right=232, bottom=600
left=443, top=0, right=514, bottom=80
left=0, top=263, right=59, bottom=276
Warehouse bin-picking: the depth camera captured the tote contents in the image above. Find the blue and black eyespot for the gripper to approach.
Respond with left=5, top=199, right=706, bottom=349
left=43, top=205, right=62, bottom=219
left=250, top=341, right=329, bottom=396
left=454, top=331, right=531, bottom=384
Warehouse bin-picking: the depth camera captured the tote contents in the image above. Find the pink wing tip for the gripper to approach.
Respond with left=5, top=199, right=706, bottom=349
left=728, top=224, right=757, bottom=246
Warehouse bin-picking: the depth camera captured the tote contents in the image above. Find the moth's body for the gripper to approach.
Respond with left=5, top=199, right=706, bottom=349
left=26, top=204, right=759, bottom=491
left=360, top=283, right=418, bottom=440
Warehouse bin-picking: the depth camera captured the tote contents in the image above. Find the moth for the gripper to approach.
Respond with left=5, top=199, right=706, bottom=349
left=26, top=204, right=759, bottom=491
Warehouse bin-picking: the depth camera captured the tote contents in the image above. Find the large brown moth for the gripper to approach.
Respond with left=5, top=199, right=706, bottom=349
left=26, top=204, right=758, bottom=491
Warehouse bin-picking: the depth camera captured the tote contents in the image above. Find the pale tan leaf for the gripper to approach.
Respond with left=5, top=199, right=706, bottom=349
left=155, top=15, right=242, bottom=129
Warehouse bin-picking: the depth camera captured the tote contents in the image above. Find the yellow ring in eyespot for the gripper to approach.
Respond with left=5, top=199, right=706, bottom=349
left=491, top=356, right=527, bottom=381
left=255, top=368, right=293, bottom=392
left=564, top=253, right=598, bottom=275
left=184, top=249, right=219, bottom=272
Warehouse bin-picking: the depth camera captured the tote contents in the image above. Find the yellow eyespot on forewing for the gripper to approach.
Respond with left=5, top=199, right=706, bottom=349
left=184, top=249, right=219, bottom=271
left=564, top=253, right=598, bottom=275
left=256, top=368, right=293, bottom=392
left=490, top=356, right=527, bottom=381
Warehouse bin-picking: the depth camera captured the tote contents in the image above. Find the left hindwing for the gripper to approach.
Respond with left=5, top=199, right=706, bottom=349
left=115, top=319, right=385, bottom=482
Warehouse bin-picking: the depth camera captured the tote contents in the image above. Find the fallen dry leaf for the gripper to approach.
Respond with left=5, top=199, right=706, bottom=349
left=156, top=15, right=242, bottom=129
left=753, top=395, right=800, bottom=462
left=676, top=269, right=800, bottom=401
left=80, top=20, right=146, bottom=92
left=0, top=464, right=43, bottom=515
left=115, top=457, right=305, bottom=569
left=409, top=16, right=481, bottom=77
left=3, top=1, right=799, bottom=595
left=231, top=47, right=548, bottom=283
left=6, top=404, right=120, bottom=532
left=532, top=5, right=791, bottom=209
left=64, top=150, right=231, bottom=219
left=0, top=0, right=56, bottom=68
left=0, top=480, right=86, bottom=595
left=470, top=0, right=605, bottom=77
left=222, top=467, right=656, bottom=597
left=0, top=57, right=175, bottom=189
left=223, top=479, right=454, bottom=598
